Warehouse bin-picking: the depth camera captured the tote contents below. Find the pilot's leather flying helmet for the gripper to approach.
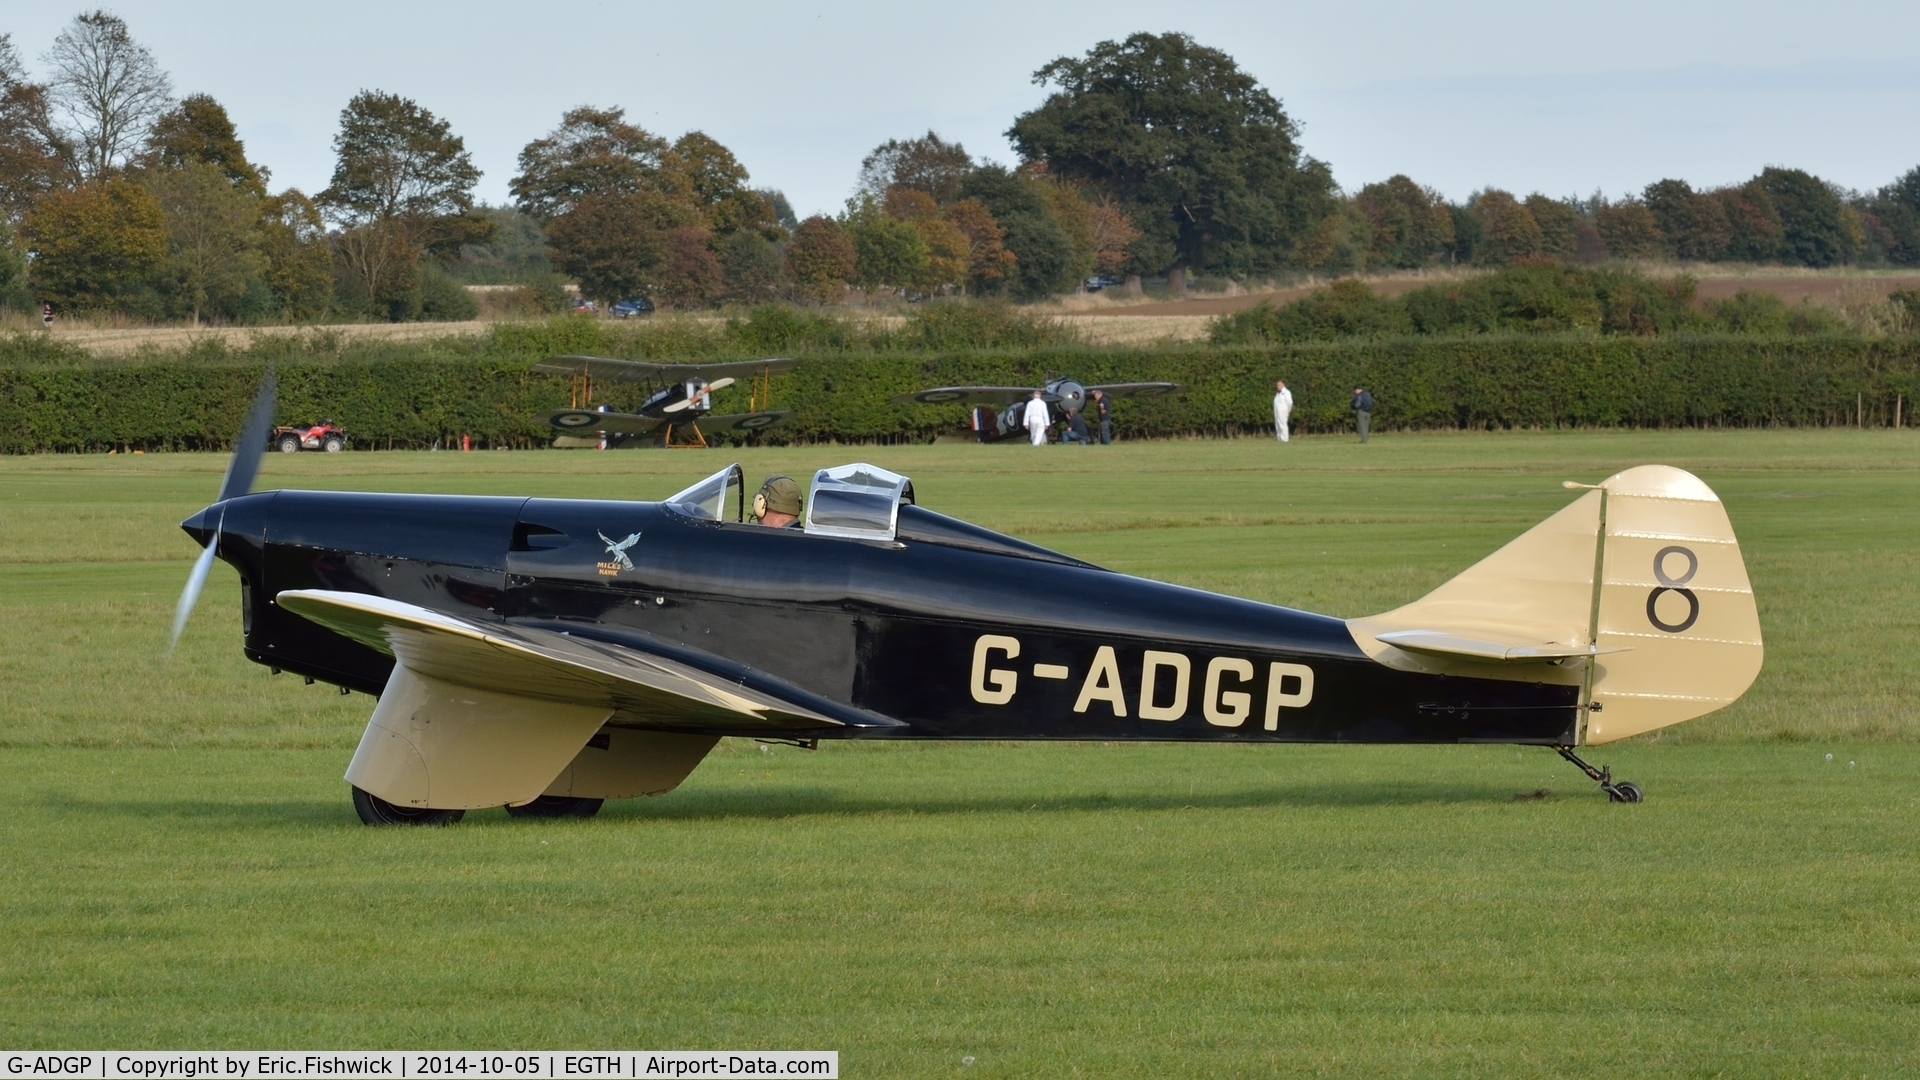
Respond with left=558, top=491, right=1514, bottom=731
left=753, top=475, right=802, bottom=520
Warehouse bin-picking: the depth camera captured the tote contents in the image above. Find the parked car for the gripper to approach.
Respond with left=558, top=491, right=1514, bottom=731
left=612, top=297, right=655, bottom=319
left=272, top=421, right=349, bottom=453
left=1084, top=276, right=1123, bottom=293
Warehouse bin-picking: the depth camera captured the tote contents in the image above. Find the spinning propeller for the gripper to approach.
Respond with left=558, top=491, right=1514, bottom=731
left=170, top=373, right=277, bottom=651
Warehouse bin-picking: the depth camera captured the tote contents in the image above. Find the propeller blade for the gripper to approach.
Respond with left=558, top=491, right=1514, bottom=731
left=169, top=540, right=219, bottom=652
left=218, top=372, right=277, bottom=504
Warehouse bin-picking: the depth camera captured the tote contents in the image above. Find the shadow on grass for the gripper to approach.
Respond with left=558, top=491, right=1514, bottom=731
left=34, top=780, right=1566, bottom=830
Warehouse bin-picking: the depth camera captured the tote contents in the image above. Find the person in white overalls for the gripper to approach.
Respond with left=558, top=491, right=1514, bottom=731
left=1273, top=380, right=1293, bottom=443
left=1023, top=390, right=1051, bottom=446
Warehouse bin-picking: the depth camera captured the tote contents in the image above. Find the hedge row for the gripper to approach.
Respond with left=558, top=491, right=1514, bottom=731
left=1, top=333, right=1915, bottom=453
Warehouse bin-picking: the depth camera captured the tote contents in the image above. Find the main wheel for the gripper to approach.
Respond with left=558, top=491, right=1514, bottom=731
left=352, top=786, right=465, bottom=826
left=504, top=795, right=604, bottom=819
left=1608, top=782, right=1645, bottom=804
left=322, top=436, right=344, bottom=453
left=277, top=433, right=301, bottom=453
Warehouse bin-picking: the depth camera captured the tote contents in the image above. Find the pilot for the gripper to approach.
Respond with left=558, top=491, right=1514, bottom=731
left=751, top=475, right=804, bottom=528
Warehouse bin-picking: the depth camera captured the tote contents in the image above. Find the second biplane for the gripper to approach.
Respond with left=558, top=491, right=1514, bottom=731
left=537, top=356, right=798, bottom=449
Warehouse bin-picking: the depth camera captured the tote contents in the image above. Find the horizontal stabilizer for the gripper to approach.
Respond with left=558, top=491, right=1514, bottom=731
left=278, top=590, right=893, bottom=732
left=1376, top=630, right=1628, bottom=664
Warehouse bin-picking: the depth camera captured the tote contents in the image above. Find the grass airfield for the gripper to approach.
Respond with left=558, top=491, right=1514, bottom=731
left=1, top=430, right=1917, bottom=1074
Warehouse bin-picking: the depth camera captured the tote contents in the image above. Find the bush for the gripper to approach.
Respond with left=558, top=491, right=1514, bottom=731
left=0, top=331, right=1913, bottom=453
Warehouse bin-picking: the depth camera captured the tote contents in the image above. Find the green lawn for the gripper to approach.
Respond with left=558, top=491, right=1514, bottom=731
left=1, top=431, right=1917, bottom=1073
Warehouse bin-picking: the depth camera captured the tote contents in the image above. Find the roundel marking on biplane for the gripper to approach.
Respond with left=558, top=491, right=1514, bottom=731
left=554, top=411, right=599, bottom=428
left=1646, top=544, right=1700, bottom=634
left=917, top=391, right=967, bottom=403
left=732, top=414, right=780, bottom=430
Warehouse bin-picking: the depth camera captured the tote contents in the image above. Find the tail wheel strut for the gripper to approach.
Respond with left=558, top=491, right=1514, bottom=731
left=1554, top=745, right=1644, bottom=803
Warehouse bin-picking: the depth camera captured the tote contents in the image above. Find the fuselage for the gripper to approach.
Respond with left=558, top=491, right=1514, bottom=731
left=185, top=492, right=1579, bottom=745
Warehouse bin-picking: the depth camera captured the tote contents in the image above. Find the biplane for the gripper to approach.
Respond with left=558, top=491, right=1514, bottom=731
left=536, top=356, right=799, bottom=448
left=892, top=377, right=1181, bottom=442
left=175, top=378, right=1762, bottom=824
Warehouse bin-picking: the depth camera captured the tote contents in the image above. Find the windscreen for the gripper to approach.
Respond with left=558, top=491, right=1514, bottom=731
left=664, top=464, right=744, bottom=522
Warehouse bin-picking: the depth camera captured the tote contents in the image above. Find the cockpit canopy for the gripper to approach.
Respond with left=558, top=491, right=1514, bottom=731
left=664, top=463, right=744, bottom=522
left=804, top=463, right=914, bottom=541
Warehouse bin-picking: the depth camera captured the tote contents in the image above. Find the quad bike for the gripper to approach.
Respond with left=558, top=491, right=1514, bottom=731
left=272, top=422, right=349, bottom=453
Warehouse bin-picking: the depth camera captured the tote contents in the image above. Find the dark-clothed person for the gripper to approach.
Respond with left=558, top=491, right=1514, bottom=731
left=1351, top=388, right=1375, bottom=443
left=1064, top=411, right=1091, bottom=445
left=1092, top=390, right=1113, bottom=444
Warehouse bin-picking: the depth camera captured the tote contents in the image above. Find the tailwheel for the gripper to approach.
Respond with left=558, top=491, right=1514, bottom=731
left=1554, top=746, right=1644, bottom=804
left=352, top=786, right=466, bottom=826
left=504, top=795, right=604, bottom=819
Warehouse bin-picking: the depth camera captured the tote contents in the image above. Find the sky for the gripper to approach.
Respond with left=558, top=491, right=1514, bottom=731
left=5, top=0, right=1918, bottom=217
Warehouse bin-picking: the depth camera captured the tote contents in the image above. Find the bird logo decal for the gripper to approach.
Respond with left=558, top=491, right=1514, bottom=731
left=597, top=530, right=642, bottom=574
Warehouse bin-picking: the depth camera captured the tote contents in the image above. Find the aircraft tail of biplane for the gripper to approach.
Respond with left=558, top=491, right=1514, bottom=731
left=1346, top=465, right=1763, bottom=745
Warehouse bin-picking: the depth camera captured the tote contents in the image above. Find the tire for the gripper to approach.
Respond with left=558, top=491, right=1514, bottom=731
left=277, top=434, right=301, bottom=454
left=322, top=436, right=345, bottom=453
left=504, top=795, right=604, bottom=819
left=1608, top=782, right=1645, bottom=804
left=352, top=786, right=465, bottom=826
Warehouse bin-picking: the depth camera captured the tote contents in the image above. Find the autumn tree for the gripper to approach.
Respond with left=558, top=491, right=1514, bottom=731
left=143, top=94, right=265, bottom=194
left=23, top=177, right=166, bottom=309
left=663, top=131, right=780, bottom=240
left=784, top=215, right=857, bottom=304
left=719, top=229, right=786, bottom=304
left=1758, top=167, right=1850, bottom=267
left=858, top=132, right=973, bottom=204
left=0, top=35, right=74, bottom=221
left=1355, top=176, right=1453, bottom=268
left=956, top=166, right=1076, bottom=299
left=1594, top=198, right=1666, bottom=260
left=1009, top=32, right=1336, bottom=282
left=1714, top=181, right=1783, bottom=262
left=319, top=91, right=485, bottom=319
left=1642, top=179, right=1731, bottom=261
left=1471, top=190, right=1543, bottom=266
left=943, top=198, right=1016, bottom=291
left=44, top=11, right=172, bottom=179
left=843, top=197, right=930, bottom=294
left=878, top=189, right=969, bottom=293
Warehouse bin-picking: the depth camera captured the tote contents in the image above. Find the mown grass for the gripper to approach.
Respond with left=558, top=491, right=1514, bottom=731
left=1, top=430, right=1917, bottom=1072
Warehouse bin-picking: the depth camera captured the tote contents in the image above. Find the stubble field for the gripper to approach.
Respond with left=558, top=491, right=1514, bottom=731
left=1, top=430, right=1916, bottom=1075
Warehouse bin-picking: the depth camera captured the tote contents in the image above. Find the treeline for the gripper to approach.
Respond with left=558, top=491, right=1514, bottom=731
left=0, top=318, right=1913, bottom=453
left=7, top=16, right=1920, bottom=329
left=1212, top=265, right=1920, bottom=344
left=1321, top=168, right=1920, bottom=273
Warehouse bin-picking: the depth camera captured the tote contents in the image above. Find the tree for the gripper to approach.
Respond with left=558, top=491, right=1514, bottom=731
left=0, top=35, right=75, bottom=222
left=1085, top=194, right=1141, bottom=277
left=510, top=106, right=667, bottom=221
left=1714, top=180, right=1783, bottom=262
left=843, top=197, right=930, bottom=294
left=44, top=11, right=172, bottom=179
left=1758, top=167, right=1850, bottom=267
left=653, top=225, right=723, bottom=308
left=1642, top=179, right=1730, bottom=262
left=319, top=91, right=484, bottom=318
left=257, top=189, right=333, bottom=320
left=956, top=166, right=1076, bottom=299
left=1008, top=32, right=1336, bottom=278
left=144, top=94, right=266, bottom=194
left=784, top=215, right=857, bottom=304
left=546, top=189, right=695, bottom=304
left=1594, top=198, right=1665, bottom=260
left=1523, top=195, right=1580, bottom=259
left=879, top=189, right=969, bottom=293
left=943, top=198, right=1016, bottom=291
left=145, top=160, right=261, bottom=323
left=719, top=229, right=786, bottom=304
left=23, top=177, right=166, bottom=310
left=858, top=132, right=973, bottom=204
left=1472, top=190, right=1543, bottom=266
left=663, top=131, right=778, bottom=238
left=1355, top=175, right=1453, bottom=268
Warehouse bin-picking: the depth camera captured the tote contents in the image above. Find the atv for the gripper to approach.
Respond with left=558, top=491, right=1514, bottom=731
left=272, top=421, right=349, bottom=453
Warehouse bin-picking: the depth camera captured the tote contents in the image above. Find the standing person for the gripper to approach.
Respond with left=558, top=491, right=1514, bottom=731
left=1091, top=389, right=1113, bottom=445
left=1023, top=390, right=1050, bottom=446
left=41, top=302, right=53, bottom=330
left=1273, top=380, right=1294, bottom=443
left=1351, top=387, right=1375, bottom=443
